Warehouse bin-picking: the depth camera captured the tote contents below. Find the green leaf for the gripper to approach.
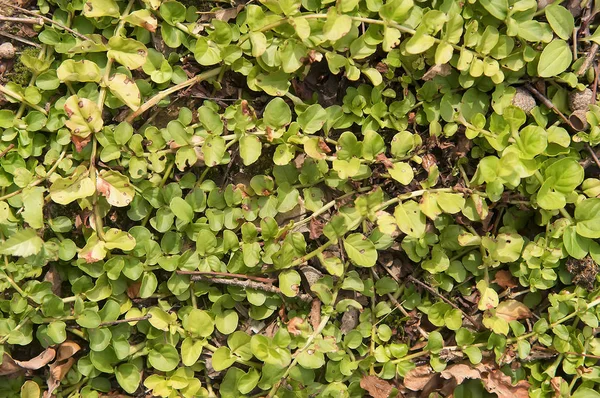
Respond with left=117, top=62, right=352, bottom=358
left=107, top=73, right=141, bottom=110
left=545, top=4, right=574, bottom=40
left=263, top=98, right=292, bottom=128
left=298, top=104, right=327, bottom=134
left=122, top=9, right=158, bottom=32
left=116, top=363, right=141, bottom=394
left=57, top=60, right=101, bottom=83
left=159, top=1, right=186, bottom=25
left=212, top=346, right=236, bottom=371
left=537, top=40, right=572, bottom=78
left=50, top=166, right=95, bottom=205
left=170, top=197, right=194, bottom=223
left=181, top=337, right=203, bottom=366
left=64, top=95, right=103, bottom=138
left=343, top=233, right=377, bottom=267
left=388, top=162, right=413, bottom=185
left=479, top=0, right=508, bottom=20
left=0, top=228, right=43, bottom=257
left=195, top=37, right=222, bottom=65
left=279, top=270, right=301, bottom=297
left=148, top=344, right=179, bottom=372
left=516, top=126, right=547, bottom=159
left=323, top=8, right=352, bottom=41
left=563, top=225, right=590, bottom=259
left=239, top=135, right=262, bottom=166
left=202, top=135, right=226, bottom=167
left=573, top=388, right=600, bottom=398
left=83, top=0, right=120, bottom=17
left=183, top=309, right=214, bottom=337
left=394, top=200, right=426, bottom=238
left=20, top=381, right=40, bottom=398
left=544, top=158, right=584, bottom=194
left=576, top=198, right=600, bottom=238
left=379, top=0, right=414, bottom=23
left=97, top=170, right=135, bottom=207
left=107, top=37, right=148, bottom=70
left=22, top=187, right=44, bottom=229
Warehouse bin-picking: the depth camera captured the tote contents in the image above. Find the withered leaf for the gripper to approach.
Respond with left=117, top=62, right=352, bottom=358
left=14, top=347, right=56, bottom=370
left=403, top=365, right=436, bottom=391
left=495, top=300, right=532, bottom=321
left=360, top=375, right=393, bottom=398
left=0, top=354, right=21, bottom=376
left=493, top=270, right=518, bottom=289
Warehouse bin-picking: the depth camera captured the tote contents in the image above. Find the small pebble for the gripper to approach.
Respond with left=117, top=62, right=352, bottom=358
left=0, top=42, right=15, bottom=60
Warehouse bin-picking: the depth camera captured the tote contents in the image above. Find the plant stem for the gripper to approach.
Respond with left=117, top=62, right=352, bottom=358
left=0, top=85, right=48, bottom=115
left=0, top=147, right=67, bottom=202
left=266, top=272, right=342, bottom=397
left=126, top=67, right=223, bottom=123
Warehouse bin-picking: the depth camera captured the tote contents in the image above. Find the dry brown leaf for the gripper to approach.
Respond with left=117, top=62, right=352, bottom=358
left=422, top=64, right=452, bottom=81
left=403, top=365, right=436, bottom=391
left=212, top=5, right=244, bottom=22
left=360, top=375, right=393, bottom=398
left=287, top=317, right=305, bottom=336
left=493, top=270, right=518, bottom=289
left=127, top=281, right=141, bottom=299
left=45, top=357, right=75, bottom=397
left=14, top=347, right=56, bottom=369
left=484, top=368, right=530, bottom=398
left=43, top=266, right=62, bottom=296
left=0, top=354, right=22, bottom=376
left=71, top=135, right=91, bottom=152
left=440, top=363, right=483, bottom=385
left=56, top=341, right=81, bottom=362
left=309, top=298, right=321, bottom=332
left=495, top=300, right=532, bottom=321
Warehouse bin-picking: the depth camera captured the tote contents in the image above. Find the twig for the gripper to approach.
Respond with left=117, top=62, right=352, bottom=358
left=0, top=2, right=89, bottom=41
left=0, top=31, right=41, bottom=48
left=0, top=144, right=15, bottom=159
left=99, top=315, right=151, bottom=326
left=176, top=270, right=275, bottom=284
left=585, top=143, right=600, bottom=169
left=525, top=84, right=574, bottom=128
left=0, top=16, right=43, bottom=24
left=577, top=43, right=599, bottom=76
left=125, top=67, right=223, bottom=123
left=407, top=275, right=483, bottom=331
left=190, top=275, right=313, bottom=302
left=371, top=268, right=429, bottom=339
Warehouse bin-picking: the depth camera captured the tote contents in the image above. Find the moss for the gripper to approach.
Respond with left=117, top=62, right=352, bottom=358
left=7, top=47, right=39, bottom=86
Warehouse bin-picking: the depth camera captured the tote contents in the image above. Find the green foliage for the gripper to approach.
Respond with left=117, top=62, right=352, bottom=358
left=0, top=0, right=599, bottom=397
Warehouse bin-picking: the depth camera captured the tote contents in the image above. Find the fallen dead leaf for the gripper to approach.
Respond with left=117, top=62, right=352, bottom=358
left=440, top=363, right=482, bottom=385
left=360, top=375, right=393, bottom=398
left=211, top=5, right=245, bottom=22
left=495, top=300, right=532, bottom=322
left=45, top=341, right=82, bottom=397
left=484, top=367, right=530, bottom=398
left=71, top=135, right=91, bottom=152
left=493, top=270, right=518, bottom=289
left=422, top=64, right=452, bottom=81
left=45, top=357, right=75, bottom=397
left=403, top=365, right=436, bottom=391
left=0, top=354, right=22, bottom=376
left=43, top=266, right=62, bottom=296
left=309, top=298, right=321, bottom=332
left=56, top=341, right=81, bottom=362
left=14, top=347, right=56, bottom=369
left=287, top=317, right=305, bottom=336
left=127, top=281, right=141, bottom=299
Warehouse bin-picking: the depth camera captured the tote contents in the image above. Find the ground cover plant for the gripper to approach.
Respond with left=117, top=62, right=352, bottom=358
left=2, top=0, right=600, bottom=396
